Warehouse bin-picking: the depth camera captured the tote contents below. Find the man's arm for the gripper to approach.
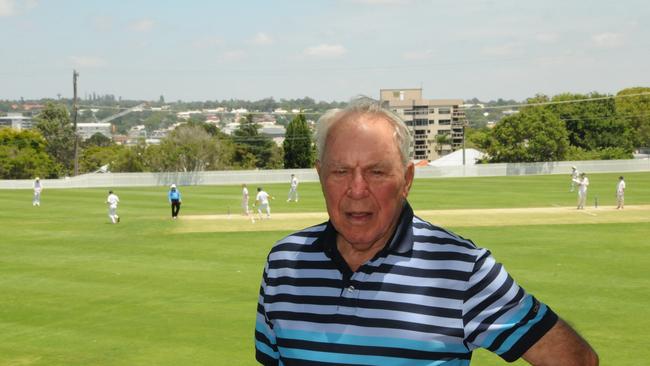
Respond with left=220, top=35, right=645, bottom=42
left=522, top=318, right=598, bottom=366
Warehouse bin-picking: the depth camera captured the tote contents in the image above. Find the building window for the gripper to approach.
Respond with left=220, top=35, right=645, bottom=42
left=439, top=119, right=451, bottom=125
left=438, top=107, right=451, bottom=114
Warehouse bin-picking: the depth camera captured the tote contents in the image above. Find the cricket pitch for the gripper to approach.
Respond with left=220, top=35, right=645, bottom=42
left=173, top=205, right=650, bottom=234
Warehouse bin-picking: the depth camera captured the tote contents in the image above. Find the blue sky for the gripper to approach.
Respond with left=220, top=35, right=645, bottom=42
left=1, top=0, right=649, bottom=102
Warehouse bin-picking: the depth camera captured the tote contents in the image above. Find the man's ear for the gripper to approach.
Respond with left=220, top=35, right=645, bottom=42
left=403, top=162, right=415, bottom=198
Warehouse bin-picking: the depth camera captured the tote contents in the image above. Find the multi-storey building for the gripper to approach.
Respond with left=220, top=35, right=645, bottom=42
left=0, top=113, right=34, bottom=130
left=380, top=88, right=467, bottom=161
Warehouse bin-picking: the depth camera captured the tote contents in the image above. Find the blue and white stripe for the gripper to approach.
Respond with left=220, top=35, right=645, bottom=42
left=255, top=204, right=557, bottom=365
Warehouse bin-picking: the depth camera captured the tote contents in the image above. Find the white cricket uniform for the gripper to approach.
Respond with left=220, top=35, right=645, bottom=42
left=33, top=180, right=42, bottom=206
left=616, top=180, right=626, bottom=208
left=242, top=187, right=250, bottom=214
left=573, top=177, right=589, bottom=209
left=107, top=193, right=120, bottom=223
left=256, top=191, right=271, bottom=218
left=288, top=176, right=299, bottom=202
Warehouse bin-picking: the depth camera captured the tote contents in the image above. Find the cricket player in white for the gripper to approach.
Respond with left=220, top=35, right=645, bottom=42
left=572, top=173, right=589, bottom=209
left=32, top=177, right=43, bottom=206
left=570, top=166, right=579, bottom=192
left=106, top=190, right=120, bottom=224
left=287, top=174, right=299, bottom=202
left=616, top=176, right=626, bottom=209
left=255, top=187, right=273, bottom=219
left=242, top=184, right=250, bottom=215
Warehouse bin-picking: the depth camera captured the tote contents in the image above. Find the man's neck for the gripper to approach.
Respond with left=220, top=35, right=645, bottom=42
left=335, top=221, right=399, bottom=272
left=336, top=237, right=384, bottom=272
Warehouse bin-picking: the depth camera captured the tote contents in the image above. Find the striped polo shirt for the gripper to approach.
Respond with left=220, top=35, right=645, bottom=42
left=255, top=203, right=557, bottom=365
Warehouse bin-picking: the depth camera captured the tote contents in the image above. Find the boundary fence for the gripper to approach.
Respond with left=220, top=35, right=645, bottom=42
left=1, top=159, right=649, bottom=189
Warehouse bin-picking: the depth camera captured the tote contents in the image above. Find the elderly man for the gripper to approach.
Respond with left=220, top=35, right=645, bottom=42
left=255, top=98, right=598, bottom=365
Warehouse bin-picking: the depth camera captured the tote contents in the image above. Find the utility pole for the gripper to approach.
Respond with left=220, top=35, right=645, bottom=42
left=72, top=70, right=79, bottom=176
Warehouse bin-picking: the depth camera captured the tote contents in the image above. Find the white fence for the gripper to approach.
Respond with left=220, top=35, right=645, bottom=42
left=415, top=159, right=650, bottom=178
left=1, top=159, right=649, bottom=189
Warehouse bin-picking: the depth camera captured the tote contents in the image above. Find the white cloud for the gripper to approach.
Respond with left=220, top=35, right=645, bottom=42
left=0, top=0, right=38, bottom=16
left=192, top=36, right=223, bottom=49
left=69, top=56, right=107, bottom=68
left=220, top=50, right=246, bottom=62
left=304, top=44, right=347, bottom=58
left=251, top=32, right=274, bottom=46
left=92, top=16, right=113, bottom=32
left=129, top=18, right=155, bottom=32
left=0, top=0, right=15, bottom=16
left=591, top=32, right=622, bottom=48
left=402, top=49, right=433, bottom=61
left=481, top=43, right=522, bottom=57
left=536, top=33, right=559, bottom=43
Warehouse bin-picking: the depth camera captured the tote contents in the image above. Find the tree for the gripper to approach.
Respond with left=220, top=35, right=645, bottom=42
left=0, top=128, right=59, bottom=179
left=233, top=114, right=279, bottom=169
left=479, top=107, right=570, bottom=162
left=615, top=87, right=650, bottom=148
left=79, top=145, right=122, bottom=173
left=34, top=102, right=76, bottom=176
left=283, top=113, right=314, bottom=168
left=546, top=93, right=633, bottom=153
left=112, top=141, right=149, bottom=172
left=83, top=132, right=113, bottom=148
left=153, top=125, right=231, bottom=172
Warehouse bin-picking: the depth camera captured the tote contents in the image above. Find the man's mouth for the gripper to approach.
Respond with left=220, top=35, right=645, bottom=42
left=345, top=211, right=373, bottom=221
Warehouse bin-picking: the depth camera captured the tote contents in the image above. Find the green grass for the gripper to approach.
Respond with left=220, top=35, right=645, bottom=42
left=1, top=172, right=649, bottom=365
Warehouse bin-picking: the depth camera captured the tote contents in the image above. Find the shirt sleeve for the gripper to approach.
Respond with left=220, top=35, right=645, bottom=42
left=462, top=249, right=558, bottom=362
left=255, top=262, right=279, bottom=365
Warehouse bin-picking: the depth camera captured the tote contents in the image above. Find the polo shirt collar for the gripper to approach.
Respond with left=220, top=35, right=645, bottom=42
left=317, top=201, right=415, bottom=257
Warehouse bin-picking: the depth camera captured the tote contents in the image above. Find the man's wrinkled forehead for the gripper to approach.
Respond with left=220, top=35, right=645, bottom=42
left=323, top=112, right=398, bottom=155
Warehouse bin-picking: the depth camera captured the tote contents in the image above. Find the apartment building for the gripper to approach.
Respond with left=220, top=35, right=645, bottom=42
left=380, top=88, right=466, bottom=161
left=0, top=113, right=34, bottom=130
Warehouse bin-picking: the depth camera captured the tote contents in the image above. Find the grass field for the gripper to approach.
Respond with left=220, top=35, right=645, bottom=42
left=1, top=172, right=649, bottom=365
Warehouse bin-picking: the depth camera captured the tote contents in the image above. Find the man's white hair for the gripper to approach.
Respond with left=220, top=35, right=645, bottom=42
left=315, top=96, right=411, bottom=166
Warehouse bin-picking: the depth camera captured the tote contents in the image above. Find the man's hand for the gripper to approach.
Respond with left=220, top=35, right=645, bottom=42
left=523, top=318, right=598, bottom=366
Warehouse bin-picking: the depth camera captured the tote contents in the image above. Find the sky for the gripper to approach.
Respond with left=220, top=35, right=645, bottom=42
left=1, top=0, right=649, bottom=103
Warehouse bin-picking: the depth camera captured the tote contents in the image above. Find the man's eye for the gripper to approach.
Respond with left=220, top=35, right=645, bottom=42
left=333, top=169, right=347, bottom=175
left=371, top=170, right=385, bottom=176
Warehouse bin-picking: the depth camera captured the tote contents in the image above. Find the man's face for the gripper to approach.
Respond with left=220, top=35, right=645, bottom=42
left=317, top=113, right=414, bottom=253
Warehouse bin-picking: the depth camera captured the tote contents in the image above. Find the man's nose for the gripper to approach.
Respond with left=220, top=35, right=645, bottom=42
left=347, top=168, right=369, bottom=198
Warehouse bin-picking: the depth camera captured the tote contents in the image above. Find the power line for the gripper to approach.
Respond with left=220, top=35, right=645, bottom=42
left=77, top=92, right=650, bottom=114
left=75, top=104, right=325, bottom=115
left=467, top=112, right=650, bottom=124
left=461, top=92, right=650, bottom=111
